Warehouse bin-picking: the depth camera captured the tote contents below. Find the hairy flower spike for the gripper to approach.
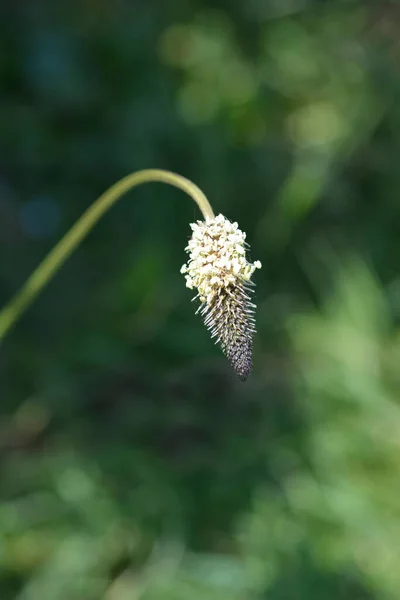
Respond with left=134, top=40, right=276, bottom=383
left=181, top=214, right=261, bottom=380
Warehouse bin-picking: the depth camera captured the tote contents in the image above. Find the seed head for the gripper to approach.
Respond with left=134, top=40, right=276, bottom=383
left=181, top=214, right=261, bottom=380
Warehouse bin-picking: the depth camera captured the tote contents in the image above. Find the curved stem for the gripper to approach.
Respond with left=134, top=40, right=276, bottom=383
left=0, top=169, right=215, bottom=342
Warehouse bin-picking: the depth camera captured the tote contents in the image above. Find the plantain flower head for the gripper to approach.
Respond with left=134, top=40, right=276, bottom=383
left=180, top=214, right=261, bottom=380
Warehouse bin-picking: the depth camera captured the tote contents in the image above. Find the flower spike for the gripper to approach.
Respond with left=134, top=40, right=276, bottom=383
left=181, top=214, right=261, bottom=380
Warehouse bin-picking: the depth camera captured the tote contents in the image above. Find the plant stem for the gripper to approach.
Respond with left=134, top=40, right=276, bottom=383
left=0, top=169, right=215, bottom=342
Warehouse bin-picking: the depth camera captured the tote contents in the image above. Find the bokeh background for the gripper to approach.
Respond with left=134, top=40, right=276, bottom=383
left=1, top=1, right=400, bottom=599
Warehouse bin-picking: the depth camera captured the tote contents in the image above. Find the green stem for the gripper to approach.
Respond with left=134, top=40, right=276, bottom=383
left=0, top=169, right=215, bottom=342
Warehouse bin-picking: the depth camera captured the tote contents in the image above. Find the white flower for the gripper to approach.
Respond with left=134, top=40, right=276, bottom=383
left=181, top=215, right=261, bottom=302
left=181, top=214, right=261, bottom=380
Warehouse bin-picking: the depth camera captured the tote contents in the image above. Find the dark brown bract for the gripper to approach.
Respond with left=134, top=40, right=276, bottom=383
left=200, top=281, right=256, bottom=381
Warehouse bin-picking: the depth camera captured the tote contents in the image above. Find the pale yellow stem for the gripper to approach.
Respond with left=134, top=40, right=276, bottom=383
left=0, top=169, right=215, bottom=342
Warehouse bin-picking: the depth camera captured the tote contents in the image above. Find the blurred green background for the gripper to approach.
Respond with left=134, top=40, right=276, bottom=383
left=1, top=1, right=400, bottom=598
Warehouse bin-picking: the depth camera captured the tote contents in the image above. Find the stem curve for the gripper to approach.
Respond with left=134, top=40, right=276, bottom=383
left=0, top=169, right=215, bottom=342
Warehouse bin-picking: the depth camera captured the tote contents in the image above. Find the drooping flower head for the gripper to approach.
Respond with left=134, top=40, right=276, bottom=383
left=181, top=214, right=261, bottom=380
